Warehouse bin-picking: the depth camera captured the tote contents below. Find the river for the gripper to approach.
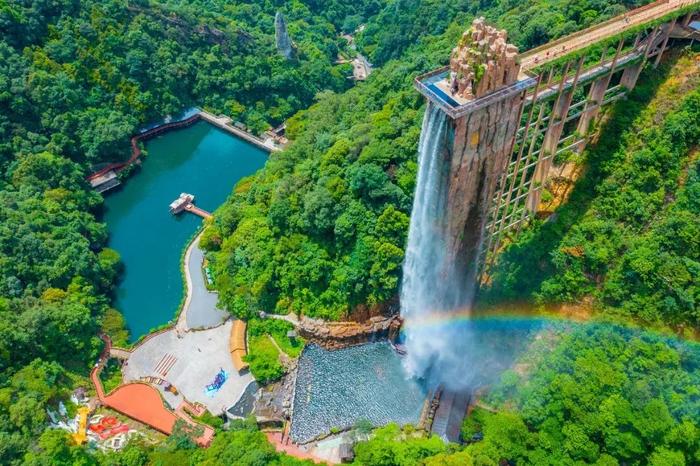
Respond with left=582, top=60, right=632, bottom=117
left=103, top=121, right=267, bottom=341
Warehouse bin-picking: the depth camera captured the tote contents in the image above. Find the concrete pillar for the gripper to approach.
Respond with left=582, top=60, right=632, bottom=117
left=576, top=76, right=608, bottom=136
left=654, top=19, right=676, bottom=68
left=444, top=91, right=525, bottom=287
left=620, top=62, right=644, bottom=90
left=526, top=88, right=573, bottom=211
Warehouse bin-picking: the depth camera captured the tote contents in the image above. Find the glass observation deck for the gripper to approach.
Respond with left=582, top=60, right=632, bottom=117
left=414, top=66, right=538, bottom=120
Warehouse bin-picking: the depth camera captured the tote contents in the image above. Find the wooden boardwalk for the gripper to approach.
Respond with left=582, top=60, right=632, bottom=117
left=184, top=203, right=213, bottom=219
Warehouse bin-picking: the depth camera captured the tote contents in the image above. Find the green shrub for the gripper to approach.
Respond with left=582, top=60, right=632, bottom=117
left=245, top=336, right=284, bottom=384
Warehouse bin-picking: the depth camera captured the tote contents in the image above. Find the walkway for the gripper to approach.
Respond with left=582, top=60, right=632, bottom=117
left=184, top=204, right=213, bottom=219
left=198, top=111, right=279, bottom=152
left=177, top=235, right=229, bottom=331
left=265, top=431, right=325, bottom=464
left=519, top=0, right=700, bottom=71
left=122, top=321, right=254, bottom=415
left=91, top=335, right=214, bottom=446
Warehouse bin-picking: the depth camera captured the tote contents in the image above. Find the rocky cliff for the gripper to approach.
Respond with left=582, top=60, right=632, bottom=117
left=449, top=17, right=520, bottom=100
left=297, top=315, right=402, bottom=350
left=275, top=12, right=295, bottom=60
left=443, top=20, right=524, bottom=295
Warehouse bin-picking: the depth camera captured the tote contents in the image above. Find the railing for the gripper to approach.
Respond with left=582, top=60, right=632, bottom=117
left=414, top=75, right=537, bottom=119
left=520, top=0, right=671, bottom=60
left=519, top=0, right=700, bottom=70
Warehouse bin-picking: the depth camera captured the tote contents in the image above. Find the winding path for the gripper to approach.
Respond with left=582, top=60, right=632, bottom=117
left=177, top=234, right=228, bottom=332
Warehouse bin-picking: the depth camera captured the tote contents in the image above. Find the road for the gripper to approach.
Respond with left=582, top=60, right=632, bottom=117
left=519, top=0, right=699, bottom=71
left=177, top=235, right=228, bottom=331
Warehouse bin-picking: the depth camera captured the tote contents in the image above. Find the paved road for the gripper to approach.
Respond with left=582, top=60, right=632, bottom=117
left=182, top=236, right=228, bottom=330
left=520, top=0, right=699, bottom=71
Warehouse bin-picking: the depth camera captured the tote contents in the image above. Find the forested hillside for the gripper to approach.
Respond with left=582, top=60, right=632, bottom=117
left=488, top=51, right=700, bottom=331
left=0, top=0, right=376, bottom=169
left=357, top=0, right=645, bottom=65
left=0, top=0, right=374, bottom=463
left=204, top=0, right=649, bottom=321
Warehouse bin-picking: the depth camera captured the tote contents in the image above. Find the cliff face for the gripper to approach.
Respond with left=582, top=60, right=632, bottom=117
left=444, top=20, right=523, bottom=293
left=274, top=12, right=294, bottom=60
left=297, top=315, right=402, bottom=350
left=446, top=93, right=523, bottom=289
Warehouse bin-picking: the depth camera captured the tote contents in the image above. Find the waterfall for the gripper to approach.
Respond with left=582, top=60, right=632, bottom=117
left=400, top=103, right=472, bottom=385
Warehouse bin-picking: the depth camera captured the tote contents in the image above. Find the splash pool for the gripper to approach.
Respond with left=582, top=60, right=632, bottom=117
left=290, top=342, right=426, bottom=444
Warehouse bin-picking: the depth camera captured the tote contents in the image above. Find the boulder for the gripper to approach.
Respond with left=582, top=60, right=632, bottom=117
left=448, top=17, right=520, bottom=100
left=275, top=12, right=295, bottom=60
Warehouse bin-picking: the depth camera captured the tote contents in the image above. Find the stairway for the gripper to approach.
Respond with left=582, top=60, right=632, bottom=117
left=431, top=390, right=470, bottom=443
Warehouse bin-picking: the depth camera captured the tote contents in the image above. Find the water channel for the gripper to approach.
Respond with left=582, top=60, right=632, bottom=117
left=103, top=121, right=267, bottom=341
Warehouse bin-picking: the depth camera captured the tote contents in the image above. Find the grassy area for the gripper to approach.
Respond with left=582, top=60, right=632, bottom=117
left=101, top=308, right=130, bottom=347
left=196, top=411, right=224, bottom=429
left=248, top=319, right=305, bottom=358
left=245, top=336, right=284, bottom=384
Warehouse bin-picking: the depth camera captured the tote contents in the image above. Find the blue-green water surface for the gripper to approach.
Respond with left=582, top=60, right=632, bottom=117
left=103, top=121, right=267, bottom=341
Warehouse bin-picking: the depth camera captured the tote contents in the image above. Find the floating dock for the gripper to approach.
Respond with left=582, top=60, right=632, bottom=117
left=89, top=170, right=121, bottom=194
left=169, top=193, right=212, bottom=219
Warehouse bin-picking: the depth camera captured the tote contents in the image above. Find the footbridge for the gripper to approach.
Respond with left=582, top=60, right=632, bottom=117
left=414, top=0, right=700, bottom=284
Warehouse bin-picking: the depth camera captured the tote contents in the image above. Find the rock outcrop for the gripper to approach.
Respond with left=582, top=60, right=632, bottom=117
left=275, top=12, right=295, bottom=60
left=297, top=315, right=402, bottom=350
left=418, top=19, right=525, bottom=300
left=449, top=17, right=520, bottom=100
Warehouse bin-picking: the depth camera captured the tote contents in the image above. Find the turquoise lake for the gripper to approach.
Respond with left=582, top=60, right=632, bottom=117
left=103, top=121, right=267, bottom=341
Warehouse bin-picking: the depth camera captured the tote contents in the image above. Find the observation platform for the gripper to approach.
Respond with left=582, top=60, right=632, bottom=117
left=415, top=67, right=536, bottom=119
left=169, top=193, right=212, bottom=219
left=415, top=0, right=700, bottom=120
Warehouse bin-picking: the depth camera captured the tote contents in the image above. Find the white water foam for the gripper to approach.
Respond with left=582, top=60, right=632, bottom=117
left=400, top=103, right=473, bottom=385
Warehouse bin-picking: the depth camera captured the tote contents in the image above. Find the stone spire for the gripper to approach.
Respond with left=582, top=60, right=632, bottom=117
left=448, top=17, right=520, bottom=100
left=275, top=12, right=295, bottom=60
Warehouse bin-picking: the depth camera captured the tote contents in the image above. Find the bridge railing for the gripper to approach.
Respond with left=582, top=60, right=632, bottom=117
left=519, top=0, right=673, bottom=62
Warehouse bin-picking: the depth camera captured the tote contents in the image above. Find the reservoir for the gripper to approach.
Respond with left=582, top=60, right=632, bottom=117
left=103, top=121, right=267, bottom=341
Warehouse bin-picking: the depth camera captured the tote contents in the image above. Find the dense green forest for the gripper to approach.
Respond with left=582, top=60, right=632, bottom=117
left=487, top=52, right=700, bottom=331
left=0, top=0, right=698, bottom=464
left=0, top=0, right=378, bottom=169
left=355, top=0, right=642, bottom=66
left=203, top=0, right=654, bottom=321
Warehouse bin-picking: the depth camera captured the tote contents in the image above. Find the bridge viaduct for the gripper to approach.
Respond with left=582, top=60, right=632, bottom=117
left=414, top=0, right=700, bottom=287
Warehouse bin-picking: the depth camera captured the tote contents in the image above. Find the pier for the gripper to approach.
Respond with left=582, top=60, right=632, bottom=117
left=169, top=193, right=213, bottom=219
left=184, top=204, right=213, bottom=219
